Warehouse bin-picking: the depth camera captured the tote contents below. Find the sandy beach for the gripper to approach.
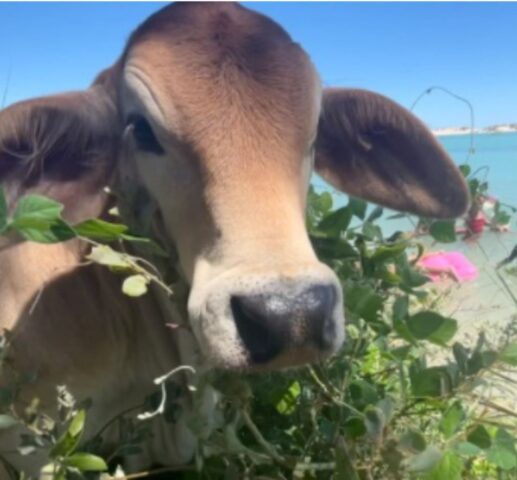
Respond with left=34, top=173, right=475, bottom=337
left=433, top=124, right=517, bottom=136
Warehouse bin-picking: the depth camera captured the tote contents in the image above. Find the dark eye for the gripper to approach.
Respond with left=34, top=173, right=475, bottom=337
left=126, top=114, right=165, bottom=155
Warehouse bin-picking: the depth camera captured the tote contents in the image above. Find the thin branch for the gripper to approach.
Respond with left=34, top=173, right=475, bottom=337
left=241, top=409, right=290, bottom=468
left=113, top=465, right=196, bottom=479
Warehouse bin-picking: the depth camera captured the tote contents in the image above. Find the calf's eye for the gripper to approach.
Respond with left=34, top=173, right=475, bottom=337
left=126, top=114, right=165, bottom=155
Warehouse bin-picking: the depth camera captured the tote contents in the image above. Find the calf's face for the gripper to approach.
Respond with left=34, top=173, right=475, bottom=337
left=0, top=3, right=469, bottom=370
left=120, top=3, right=341, bottom=369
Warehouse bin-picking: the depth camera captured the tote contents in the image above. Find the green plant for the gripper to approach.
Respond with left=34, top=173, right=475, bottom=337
left=404, top=163, right=515, bottom=243
left=0, top=186, right=516, bottom=479
left=194, top=188, right=516, bottom=479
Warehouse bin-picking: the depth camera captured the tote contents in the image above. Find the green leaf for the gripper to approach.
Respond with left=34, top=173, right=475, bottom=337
left=486, top=446, right=517, bottom=471
left=40, top=463, right=65, bottom=480
left=459, top=164, right=471, bottom=177
left=486, top=428, right=517, bottom=470
left=50, top=410, right=86, bottom=458
left=386, top=212, right=406, bottom=220
left=392, top=296, right=415, bottom=342
left=346, top=285, right=383, bottom=323
left=343, top=417, right=366, bottom=439
left=406, top=311, right=457, bottom=346
left=405, top=445, right=443, bottom=473
left=120, top=235, right=168, bottom=257
left=362, top=222, right=382, bottom=241
left=349, top=380, right=379, bottom=408
left=429, top=221, right=456, bottom=243
left=275, top=381, right=301, bottom=415
left=0, top=387, right=14, bottom=407
left=393, top=295, right=409, bottom=320
left=317, top=206, right=353, bottom=237
left=377, top=268, right=402, bottom=285
left=122, top=274, right=150, bottom=297
left=499, top=342, right=517, bottom=366
left=389, top=345, right=412, bottom=360
left=0, top=187, right=7, bottom=233
left=399, top=430, right=427, bottom=453
left=411, top=366, right=454, bottom=397
left=364, top=406, right=385, bottom=440
left=400, top=267, right=430, bottom=289
left=370, top=242, right=408, bottom=263
left=467, top=425, right=491, bottom=450
left=64, top=452, right=108, bottom=472
left=494, top=428, right=516, bottom=452
left=74, top=218, right=128, bottom=242
left=13, top=195, right=63, bottom=225
left=311, top=236, right=358, bottom=260
left=335, top=436, right=360, bottom=480
left=11, top=194, right=76, bottom=243
left=452, top=343, right=469, bottom=374
left=68, top=409, right=86, bottom=437
left=423, top=451, right=463, bottom=480
left=367, top=206, right=384, bottom=223
left=316, top=191, right=333, bottom=213
left=318, top=417, right=337, bottom=441
left=396, top=254, right=430, bottom=288
left=16, top=219, right=76, bottom=244
left=467, top=350, right=497, bottom=375
left=87, top=245, right=133, bottom=271
left=455, top=441, right=481, bottom=457
left=0, top=414, right=18, bottom=430
left=439, top=402, right=465, bottom=439
left=349, top=197, right=367, bottom=219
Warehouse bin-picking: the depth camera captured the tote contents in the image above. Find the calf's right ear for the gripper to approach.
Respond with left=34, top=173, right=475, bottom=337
left=0, top=85, right=120, bottom=225
left=0, top=86, right=118, bottom=190
left=314, top=88, right=470, bottom=219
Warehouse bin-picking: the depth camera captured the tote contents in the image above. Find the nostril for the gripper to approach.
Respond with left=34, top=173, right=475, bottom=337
left=303, top=285, right=337, bottom=350
left=230, top=284, right=339, bottom=365
left=230, top=295, right=285, bottom=364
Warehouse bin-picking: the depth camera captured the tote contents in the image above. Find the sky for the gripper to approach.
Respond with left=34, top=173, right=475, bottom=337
left=0, top=2, right=516, bottom=129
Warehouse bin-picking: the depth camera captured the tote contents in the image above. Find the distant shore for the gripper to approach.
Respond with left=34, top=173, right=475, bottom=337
left=432, top=124, right=517, bottom=136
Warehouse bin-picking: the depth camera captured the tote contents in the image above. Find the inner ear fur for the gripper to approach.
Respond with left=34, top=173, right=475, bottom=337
left=315, top=88, right=470, bottom=219
left=0, top=86, right=118, bottom=190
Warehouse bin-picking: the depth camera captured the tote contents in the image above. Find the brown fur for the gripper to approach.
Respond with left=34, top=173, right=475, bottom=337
left=316, top=89, right=469, bottom=218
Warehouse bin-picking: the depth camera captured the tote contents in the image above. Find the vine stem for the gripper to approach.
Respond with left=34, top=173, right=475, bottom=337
left=471, top=395, right=517, bottom=419
left=112, top=465, right=196, bottom=479
left=82, top=237, right=174, bottom=296
left=308, top=367, right=364, bottom=418
left=241, top=409, right=290, bottom=467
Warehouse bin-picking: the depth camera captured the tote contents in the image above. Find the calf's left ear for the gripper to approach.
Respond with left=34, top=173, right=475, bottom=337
left=314, top=88, right=470, bottom=218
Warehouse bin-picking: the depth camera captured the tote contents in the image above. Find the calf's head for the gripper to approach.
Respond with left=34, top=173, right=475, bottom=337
left=0, top=3, right=468, bottom=370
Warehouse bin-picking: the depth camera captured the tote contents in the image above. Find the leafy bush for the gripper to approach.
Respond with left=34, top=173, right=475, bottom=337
left=0, top=184, right=516, bottom=479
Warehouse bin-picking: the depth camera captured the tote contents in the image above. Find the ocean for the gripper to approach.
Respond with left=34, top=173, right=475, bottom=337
left=436, top=132, right=517, bottom=334
left=315, top=131, right=517, bottom=332
left=441, top=131, right=517, bottom=208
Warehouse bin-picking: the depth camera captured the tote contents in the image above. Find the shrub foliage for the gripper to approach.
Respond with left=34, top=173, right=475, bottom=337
left=0, top=183, right=516, bottom=479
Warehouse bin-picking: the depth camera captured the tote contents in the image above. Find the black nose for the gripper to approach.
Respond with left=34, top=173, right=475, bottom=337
left=230, top=284, right=338, bottom=364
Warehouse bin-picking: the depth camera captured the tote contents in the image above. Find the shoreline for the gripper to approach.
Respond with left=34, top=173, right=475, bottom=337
left=432, top=126, right=517, bottom=137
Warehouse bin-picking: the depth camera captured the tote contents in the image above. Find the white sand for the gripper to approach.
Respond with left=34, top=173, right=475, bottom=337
left=432, top=124, right=517, bottom=136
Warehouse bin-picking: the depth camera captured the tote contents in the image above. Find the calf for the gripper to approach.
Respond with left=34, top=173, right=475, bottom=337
left=0, top=2, right=468, bottom=475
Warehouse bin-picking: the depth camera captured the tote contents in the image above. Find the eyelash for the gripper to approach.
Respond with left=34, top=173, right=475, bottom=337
left=126, top=113, right=165, bottom=155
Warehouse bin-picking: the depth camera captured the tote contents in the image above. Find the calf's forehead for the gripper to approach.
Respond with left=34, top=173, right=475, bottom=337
left=121, top=3, right=322, bottom=158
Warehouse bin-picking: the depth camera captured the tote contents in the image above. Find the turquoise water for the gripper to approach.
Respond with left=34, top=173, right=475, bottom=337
left=436, top=133, right=517, bottom=329
left=440, top=132, right=517, bottom=207
left=314, top=132, right=517, bottom=329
